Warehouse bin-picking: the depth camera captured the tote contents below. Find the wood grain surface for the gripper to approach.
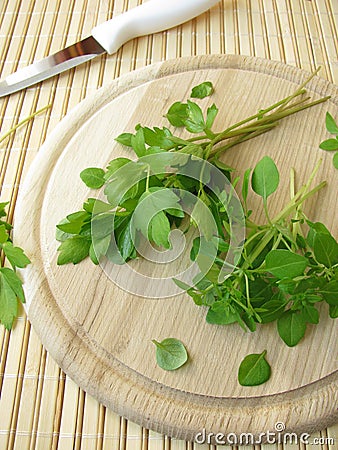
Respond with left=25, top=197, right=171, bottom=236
left=13, top=55, right=338, bottom=442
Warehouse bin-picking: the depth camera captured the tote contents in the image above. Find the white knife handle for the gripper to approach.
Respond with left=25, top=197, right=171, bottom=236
left=92, top=0, right=219, bottom=54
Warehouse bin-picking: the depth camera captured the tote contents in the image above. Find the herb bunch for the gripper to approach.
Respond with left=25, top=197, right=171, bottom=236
left=56, top=77, right=330, bottom=269
left=177, top=156, right=337, bottom=347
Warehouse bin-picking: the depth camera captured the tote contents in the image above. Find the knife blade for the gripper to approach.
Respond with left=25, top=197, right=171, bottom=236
left=0, top=0, right=220, bottom=98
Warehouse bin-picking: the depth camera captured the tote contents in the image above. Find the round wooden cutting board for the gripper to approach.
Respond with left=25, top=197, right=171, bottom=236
left=15, top=55, right=338, bottom=442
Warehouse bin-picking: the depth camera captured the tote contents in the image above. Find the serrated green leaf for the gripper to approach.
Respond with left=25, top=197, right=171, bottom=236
left=251, top=156, right=279, bottom=200
left=265, top=249, right=308, bottom=279
left=166, top=102, right=188, bottom=127
left=0, top=272, right=18, bottom=329
left=277, top=310, right=306, bottom=346
left=206, top=302, right=240, bottom=325
left=149, top=211, right=171, bottom=249
left=104, top=161, right=147, bottom=207
left=132, top=188, right=182, bottom=239
left=238, top=350, right=271, bottom=386
left=325, top=112, right=338, bottom=134
left=190, top=81, right=214, bottom=99
left=91, top=234, right=111, bottom=263
left=319, top=138, right=338, bottom=151
left=57, top=236, right=91, bottom=265
left=0, top=224, right=9, bottom=243
left=104, top=157, right=131, bottom=181
left=80, top=167, right=105, bottom=189
left=191, top=197, right=216, bottom=241
left=205, top=103, right=218, bottom=130
left=2, top=242, right=31, bottom=269
left=130, top=127, right=146, bottom=157
left=152, top=338, right=188, bottom=370
left=142, top=126, right=173, bottom=150
left=83, top=198, right=112, bottom=214
left=0, top=267, right=25, bottom=303
left=185, top=100, right=206, bottom=133
left=115, top=132, right=133, bottom=146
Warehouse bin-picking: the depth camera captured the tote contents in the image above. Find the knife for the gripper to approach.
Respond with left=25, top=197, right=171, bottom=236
left=0, top=0, right=220, bottom=98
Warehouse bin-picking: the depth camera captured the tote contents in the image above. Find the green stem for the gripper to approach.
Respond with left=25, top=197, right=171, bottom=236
left=0, top=104, right=51, bottom=145
left=272, top=181, right=326, bottom=224
left=242, top=229, right=275, bottom=270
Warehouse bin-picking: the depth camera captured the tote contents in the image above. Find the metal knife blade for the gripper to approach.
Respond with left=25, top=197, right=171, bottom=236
left=0, top=0, right=220, bottom=98
left=0, top=37, right=105, bottom=98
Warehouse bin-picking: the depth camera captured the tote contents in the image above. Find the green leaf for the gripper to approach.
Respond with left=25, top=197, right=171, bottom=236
left=0, top=224, right=9, bottom=243
left=149, top=211, right=171, bottom=249
left=190, top=81, right=214, bottom=99
left=142, top=127, right=173, bottom=150
left=265, top=249, right=308, bottom=279
left=329, top=304, right=338, bottom=319
left=251, top=156, right=279, bottom=200
left=89, top=244, right=99, bottom=265
left=191, top=197, right=215, bottom=241
left=91, top=212, right=117, bottom=239
left=0, top=202, right=9, bottom=216
left=57, top=236, right=91, bottom=265
left=242, top=168, right=252, bottom=208
left=0, top=272, right=18, bottom=330
left=104, top=161, right=147, bottom=207
left=259, top=293, right=287, bottom=323
left=133, top=188, right=182, bottom=238
left=325, top=112, right=338, bottom=135
left=115, top=132, right=133, bottom=146
left=238, top=350, right=271, bottom=386
left=319, top=138, right=338, bottom=151
left=185, top=100, right=206, bottom=133
left=166, top=102, right=188, bottom=127
left=92, top=234, right=111, bottom=262
left=172, top=278, right=192, bottom=291
left=306, top=220, right=331, bottom=248
left=277, top=310, right=306, bottom=347
left=206, top=302, right=240, bottom=325
left=56, top=211, right=91, bottom=234
left=205, top=104, right=218, bottom=130
left=55, top=218, right=74, bottom=242
left=2, top=242, right=31, bottom=269
left=104, top=157, right=131, bottom=180
left=0, top=267, right=25, bottom=303
left=313, top=232, right=338, bottom=267
left=130, top=128, right=146, bottom=157
left=80, top=167, right=105, bottom=189
left=321, top=280, right=338, bottom=306
left=117, top=221, right=135, bottom=260
left=333, top=152, right=338, bottom=169
left=152, top=338, right=188, bottom=370
left=301, top=304, right=319, bottom=324
left=83, top=198, right=112, bottom=214
left=248, top=277, right=273, bottom=306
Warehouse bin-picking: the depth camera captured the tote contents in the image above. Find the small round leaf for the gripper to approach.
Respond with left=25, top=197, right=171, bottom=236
left=238, top=350, right=271, bottom=386
left=152, top=338, right=188, bottom=371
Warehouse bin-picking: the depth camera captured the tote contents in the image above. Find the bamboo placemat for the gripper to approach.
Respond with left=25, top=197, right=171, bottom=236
left=0, top=1, right=337, bottom=449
